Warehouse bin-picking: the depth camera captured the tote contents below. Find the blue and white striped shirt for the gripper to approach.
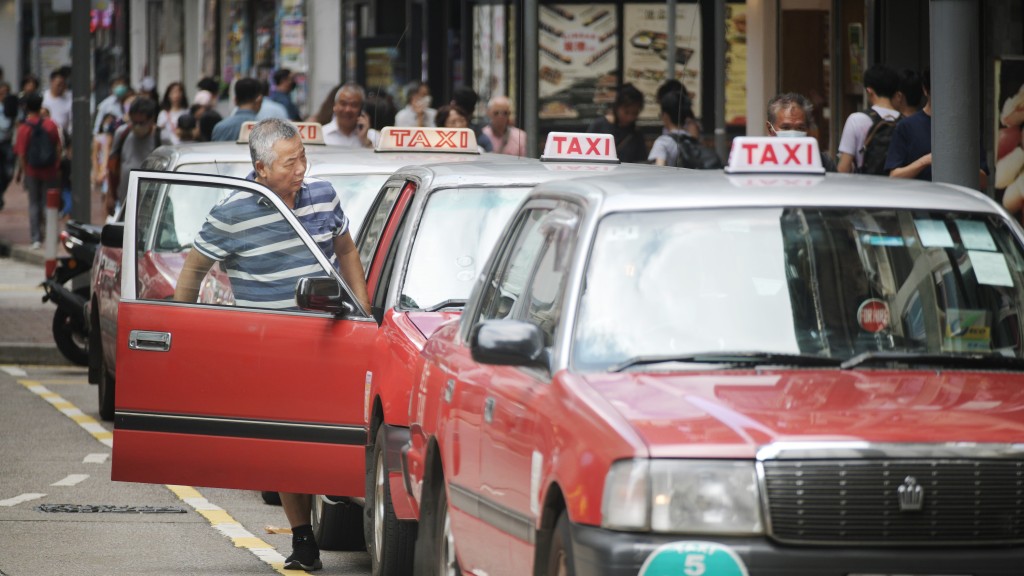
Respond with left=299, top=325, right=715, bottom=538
left=193, top=173, right=349, bottom=309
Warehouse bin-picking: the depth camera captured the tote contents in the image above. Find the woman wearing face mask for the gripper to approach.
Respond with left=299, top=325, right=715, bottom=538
left=765, top=92, right=837, bottom=172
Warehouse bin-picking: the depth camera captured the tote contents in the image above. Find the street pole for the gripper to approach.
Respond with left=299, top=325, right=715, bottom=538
left=71, top=0, right=92, bottom=224
left=667, top=0, right=677, bottom=91
left=32, top=0, right=41, bottom=80
left=930, top=0, right=981, bottom=191
left=714, top=0, right=727, bottom=160
left=523, top=0, right=539, bottom=158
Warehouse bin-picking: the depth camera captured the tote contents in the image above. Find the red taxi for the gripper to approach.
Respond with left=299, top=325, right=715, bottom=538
left=405, top=137, right=1024, bottom=576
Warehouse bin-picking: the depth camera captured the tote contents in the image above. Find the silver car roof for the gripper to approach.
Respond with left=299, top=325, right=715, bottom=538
left=388, top=157, right=678, bottom=189
left=527, top=170, right=1005, bottom=216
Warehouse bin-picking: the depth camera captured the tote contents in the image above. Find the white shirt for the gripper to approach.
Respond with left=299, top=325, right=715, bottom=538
left=43, top=89, right=73, bottom=134
left=394, top=105, right=436, bottom=128
left=322, top=120, right=380, bottom=148
left=94, top=95, right=124, bottom=134
left=838, top=105, right=900, bottom=168
left=157, top=109, right=187, bottom=145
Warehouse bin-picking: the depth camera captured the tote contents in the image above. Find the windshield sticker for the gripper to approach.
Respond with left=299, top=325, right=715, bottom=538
left=856, top=298, right=890, bottom=333
left=913, top=219, right=955, bottom=248
left=955, top=220, right=997, bottom=251
left=968, top=250, right=1014, bottom=287
left=862, top=234, right=904, bottom=247
left=607, top=226, right=639, bottom=241
left=943, top=309, right=991, bottom=352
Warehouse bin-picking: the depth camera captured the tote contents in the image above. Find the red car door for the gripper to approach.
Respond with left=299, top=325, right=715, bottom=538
left=112, top=170, right=375, bottom=497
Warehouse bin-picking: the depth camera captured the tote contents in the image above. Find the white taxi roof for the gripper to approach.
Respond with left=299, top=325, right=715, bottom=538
left=529, top=169, right=1002, bottom=218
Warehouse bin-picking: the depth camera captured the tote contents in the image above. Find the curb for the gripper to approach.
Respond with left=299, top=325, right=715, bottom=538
left=0, top=238, right=47, bottom=266
left=0, top=343, right=73, bottom=366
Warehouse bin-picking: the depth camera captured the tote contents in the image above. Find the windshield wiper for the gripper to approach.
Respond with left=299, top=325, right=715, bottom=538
left=609, top=351, right=843, bottom=373
left=840, top=351, right=1024, bottom=371
left=423, top=299, right=467, bottom=312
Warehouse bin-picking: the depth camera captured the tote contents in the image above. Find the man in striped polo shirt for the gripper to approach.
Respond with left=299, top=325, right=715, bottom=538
left=173, top=118, right=369, bottom=571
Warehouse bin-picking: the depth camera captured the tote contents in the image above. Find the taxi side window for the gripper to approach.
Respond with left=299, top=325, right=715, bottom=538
left=358, top=183, right=409, bottom=273
left=477, top=208, right=550, bottom=322
left=135, top=179, right=333, bottom=311
left=522, top=208, right=579, bottom=345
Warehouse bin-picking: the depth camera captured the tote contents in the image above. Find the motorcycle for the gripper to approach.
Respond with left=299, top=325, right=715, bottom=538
left=41, top=220, right=102, bottom=366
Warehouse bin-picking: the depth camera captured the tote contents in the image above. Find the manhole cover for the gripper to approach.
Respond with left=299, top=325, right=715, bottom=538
left=36, top=504, right=187, bottom=514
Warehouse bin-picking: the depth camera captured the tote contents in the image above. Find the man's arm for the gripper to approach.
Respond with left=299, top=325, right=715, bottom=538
left=837, top=153, right=855, bottom=173
left=333, top=231, right=371, bottom=313
left=889, top=153, right=932, bottom=179
left=173, top=249, right=217, bottom=303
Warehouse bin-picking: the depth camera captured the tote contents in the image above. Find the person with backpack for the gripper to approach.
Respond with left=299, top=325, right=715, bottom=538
left=13, top=92, right=62, bottom=249
left=837, top=64, right=901, bottom=175
left=648, top=90, right=722, bottom=169
left=105, top=97, right=172, bottom=216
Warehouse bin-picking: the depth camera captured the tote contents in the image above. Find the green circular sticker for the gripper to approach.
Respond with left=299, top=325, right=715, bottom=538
left=638, top=541, right=749, bottom=576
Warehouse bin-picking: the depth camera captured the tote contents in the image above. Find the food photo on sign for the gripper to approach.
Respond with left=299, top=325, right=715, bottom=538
left=997, top=56, right=1024, bottom=223
left=538, top=4, right=619, bottom=123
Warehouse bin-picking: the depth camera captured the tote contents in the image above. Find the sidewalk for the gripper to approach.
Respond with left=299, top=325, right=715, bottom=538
left=0, top=179, right=107, bottom=365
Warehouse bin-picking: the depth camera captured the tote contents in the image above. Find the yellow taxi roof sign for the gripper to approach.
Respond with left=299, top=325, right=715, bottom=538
left=725, top=136, right=825, bottom=175
left=375, top=127, right=479, bottom=153
left=540, top=132, right=619, bottom=163
left=237, top=121, right=325, bottom=145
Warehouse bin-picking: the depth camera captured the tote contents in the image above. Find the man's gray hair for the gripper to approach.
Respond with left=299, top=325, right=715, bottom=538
left=766, top=93, right=814, bottom=125
left=335, top=82, right=365, bottom=103
left=248, top=118, right=298, bottom=168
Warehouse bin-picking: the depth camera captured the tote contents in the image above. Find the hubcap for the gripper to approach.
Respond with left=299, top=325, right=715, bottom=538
left=373, top=448, right=385, bottom=563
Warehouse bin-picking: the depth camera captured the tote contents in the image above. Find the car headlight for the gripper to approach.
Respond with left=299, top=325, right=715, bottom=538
left=601, top=459, right=763, bottom=535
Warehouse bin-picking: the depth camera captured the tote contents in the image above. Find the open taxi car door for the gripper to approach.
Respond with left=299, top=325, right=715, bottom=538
left=111, top=170, right=375, bottom=497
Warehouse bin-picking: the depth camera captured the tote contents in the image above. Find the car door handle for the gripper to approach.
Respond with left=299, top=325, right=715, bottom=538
left=443, top=379, right=456, bottom=403
left=128, top=330, right=172, bottom=352
left=484, top=397, right=495, bottom=424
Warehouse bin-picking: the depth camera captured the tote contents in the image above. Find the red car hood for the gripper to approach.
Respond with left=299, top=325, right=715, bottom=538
left=582, top=370, right=1024, bottom=458
left=406, top=311, right=461, bottom=339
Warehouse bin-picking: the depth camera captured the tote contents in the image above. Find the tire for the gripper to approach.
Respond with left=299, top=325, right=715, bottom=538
left=367, top=425, right=417, bottom=576
left=260, top=491, right=281, bottom=506
left=52, top=288, right=90, bottom=366
left=312, top=495, right=366, bottom=551
left=546, top=512, right=575, bottom=576
left=97, top=357, right=115, bottom=422
left=435, top=482, right=460, bottom=576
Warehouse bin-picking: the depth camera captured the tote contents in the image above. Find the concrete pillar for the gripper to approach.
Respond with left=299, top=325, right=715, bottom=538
left=523, top=0, right=538, bottom=158
left=930, top=0, right=981, bottom=190
left=307, top=0, right=342, bottom=119
left=746, top=0, right=778, bottom=136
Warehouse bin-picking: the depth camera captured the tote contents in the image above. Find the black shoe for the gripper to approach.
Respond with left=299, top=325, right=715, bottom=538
left=284, top=533, right=322, bottom=571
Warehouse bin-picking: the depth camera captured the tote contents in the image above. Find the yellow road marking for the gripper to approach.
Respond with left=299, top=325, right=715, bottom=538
left=20, top=379, right=309, bottom=574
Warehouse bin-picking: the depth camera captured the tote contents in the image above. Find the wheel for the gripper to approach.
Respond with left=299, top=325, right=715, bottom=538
left=97, top=357, right=115, bottom=422
left=52, top=288, right=90, bottom=366
left=312, top=495, right=366, bottom=551
left=435, top=482, right=460, bottom=576
left=260, top=491, right=281, bottom=505
left=367, top=425, right=417, bottom=576
left=546, top=512, right=575, bottom=576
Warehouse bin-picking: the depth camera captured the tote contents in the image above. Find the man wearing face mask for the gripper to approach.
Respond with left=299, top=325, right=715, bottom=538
left=105, top=97, right=171, bottom=216
left=765, top=92, right=837, bottom=172
left=394, top=82, right=436, bottom=127
left=94, top=77, right=130, bottom=135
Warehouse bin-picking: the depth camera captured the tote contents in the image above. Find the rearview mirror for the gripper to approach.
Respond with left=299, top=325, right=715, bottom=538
left=101, top=222, right=124, bottom=248
left=470, top=320, right=547, bottom=368
left=295, top=276, right=354, bottom=316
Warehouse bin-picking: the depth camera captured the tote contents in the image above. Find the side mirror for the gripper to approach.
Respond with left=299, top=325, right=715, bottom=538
left=101, top=222, right=124, bottom=248
left=469, top=320, right=547, bottom=368
left=295, top=276, right=354, bottom=316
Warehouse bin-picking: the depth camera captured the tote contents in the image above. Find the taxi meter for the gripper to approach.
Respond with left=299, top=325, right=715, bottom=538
left=375, top=126, right=479, bottom=153
left=541, top=132, right=619, bottom=163
left=725, top=136, right=825, bottom=174
left=237, top=121, right=325, bottom=144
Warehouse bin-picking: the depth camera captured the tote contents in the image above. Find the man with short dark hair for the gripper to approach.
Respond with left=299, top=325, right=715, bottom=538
left=269, top=69, right=302, bottom=121
left=837, top=64, right=900, bottom=173
left=210, top=78, right=263, bottom=142
left=13, top=92, right=62, bottom=247
left=105, top=97, right=172, bottom=215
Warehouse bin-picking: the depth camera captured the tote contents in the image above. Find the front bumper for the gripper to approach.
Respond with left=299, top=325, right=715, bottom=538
left=571, top=523, right=1024, bottom=576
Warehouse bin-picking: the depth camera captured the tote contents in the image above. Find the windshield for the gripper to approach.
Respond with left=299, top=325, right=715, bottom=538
left=319, top=173, right=390, bottom=237
left=400, top=187, right=529, bottom=310
left=573, top=208, right=1024, bottom=371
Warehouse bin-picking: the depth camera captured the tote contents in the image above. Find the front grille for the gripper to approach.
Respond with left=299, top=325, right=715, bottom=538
left=763, top=459, right=1024, bottom=544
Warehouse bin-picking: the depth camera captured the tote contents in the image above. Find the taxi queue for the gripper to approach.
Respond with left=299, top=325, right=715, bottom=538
left=100, top=124, right=1024, bottom=576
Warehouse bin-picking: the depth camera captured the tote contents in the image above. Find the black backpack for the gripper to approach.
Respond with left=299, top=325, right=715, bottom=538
left=26, top=119, right=58, bottom=168
left=857, top=109, right=900, bottom=176
left=670, top=133, right=723, bottom=170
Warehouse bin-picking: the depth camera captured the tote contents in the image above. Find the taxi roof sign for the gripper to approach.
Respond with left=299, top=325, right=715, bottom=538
left=237, top=121, right=325, bottom=145
left=725, top=136, right=825, bottom=175
left=541, top=132, right=619, bottom=163
left=375, top=127, right=479, bottom=154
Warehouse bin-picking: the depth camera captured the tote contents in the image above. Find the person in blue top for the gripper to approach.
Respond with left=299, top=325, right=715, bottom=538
left=173, top=118, right=370, bottom=571
left=210, top=77, right=262, bottom=142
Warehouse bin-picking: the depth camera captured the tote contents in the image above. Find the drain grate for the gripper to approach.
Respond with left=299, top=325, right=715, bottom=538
left=36, top=504, right=187, bottom=514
